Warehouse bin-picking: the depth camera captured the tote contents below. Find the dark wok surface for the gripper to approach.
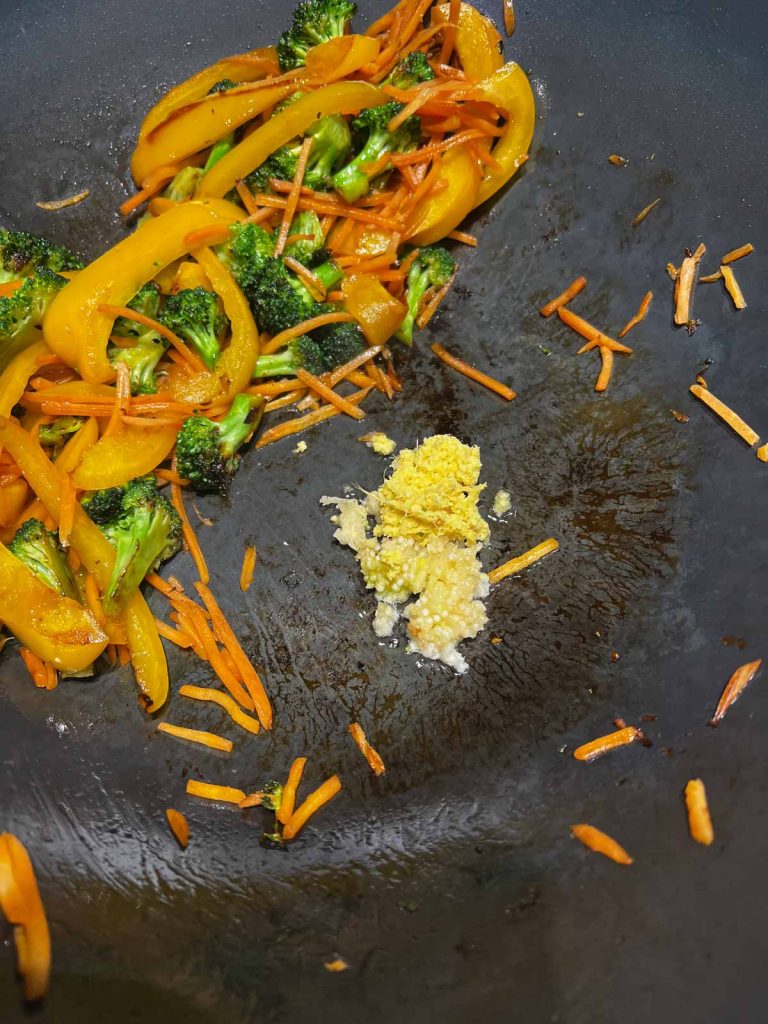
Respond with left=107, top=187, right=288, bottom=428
left=1, top=1, right=768, bottom=1020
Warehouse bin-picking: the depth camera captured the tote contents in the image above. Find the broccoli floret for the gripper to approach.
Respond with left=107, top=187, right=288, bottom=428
left=164, top=165, right=204, bottom=202
left=253, top=335, right=326, bottom=378
left=0, top=268, right=68, bottom=371
left=246, top=257, right=339, bottom=335
left=246, top=115, right=352, bottom=195
left=176, top=393, right=265, bottom=495
left=0, top=230, right=82, bottom=284
left=284, top=211, right=325, bottom=265
left=108, top=283, right=168, bottom=395
left=385, top=52, right=435, bottom=90
left=215, top=222, right=275, bottom=293
left=333, top=102, right=421, bottom=203
left=82, top=477, right=182, bottom=614
left=113, top=282, right=162, bottom=334
left=8, top=518, right=80, bottom=601
left=395, top=246, right=456, bottom=345
left=315, top=320, right=366, bottom=370
left=277, top=0, right=357, bottom=71
left=38, top=416, right=84, bottom=454
left=160, top=287, right=227, bottom=370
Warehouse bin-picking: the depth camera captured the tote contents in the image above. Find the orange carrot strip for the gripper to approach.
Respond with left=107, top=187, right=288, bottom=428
left=166, top=808, right=189, bottom=848
left=119, top=164, right=179, bottom=216
left=488, top=538, right=559, bottom=585
left=283, top=255, right=327, bottom=301
left=673, top=242, right=706, bottom=325
left=709, top=658, right=762, bottom=726
left=183, top=224, right=233, bottom=248
left=721, top=242, right=753, bottom=265
left=18, top=648, right=48, bottom=689
left=282, top=775, right=342, bottom=840
left=447, top=229, right=478, bottom=247
left=43, top=662, right=58, bottom=691
left=275, top=137, right=314, bottom=258
left=431, top=343, right=516, bottom=401
left=145, top=571, right=181, bottom=598
left=295, top=368, right=366, bottom=420
left=0, top=280, right=24, bottom=298
left=439, top=0, right=461, bottom=62
left=503, top=0, right=516, bottom=35
left=684, top=779, right=714, bottom=846
left=595, top=346, right=614, bottom=392
left=117, top=645, right=131, bottom=666
left=235, top=179, right=260, bottom=216
left=539, top=276, right=587, bottom=317
left=58, top=471, right=75, bottom=548
left=571, top=824, right=633, bottom=865
left=326, top=345, right=382, bottom=387
left=154, top=618, right=193, bottom=648
left=277, top=756, right=308, bottom=825
left=255, top=386, right=371, bottom=448
left=721, top=265, right=747, bottom=310
left=248, top=378, right=311, bottom=396
left=689, top=384, right=759, bottom=446
left=104, top=362, right=131, bottom=437
left=178, top=684, right=261, bottom=736
left=618, top=291, right=653, bottom=337
left=390, top=130, right=483, bottom=168
left=98, top=304, right=206, bottom=372
left=416, top=268, right=457, bottom=328
left=84, top=573, right=107, bottom=630
left=632, top=197, right=661, bottom=226
left=171, top=480, right=210, bottom=584
left=260, top=312, right=356, bottom=354
left=186, top=779, right=246, bottom=804
left=187, top=605, right=255, bottom=711
left=264, top=389, right=307, bottom=412
left=157, top=721, right=233, bottom=752
left=557, top=307, right=632, bottom=353
left=348, top=722, right=386, bottom=775
left=252, top=188, right=403, bottom=230
left=240, top=545, right=257, bottom=592
left=573, top=726, right=639, bottom=762
left=0, top=832, right=52, bottom=1001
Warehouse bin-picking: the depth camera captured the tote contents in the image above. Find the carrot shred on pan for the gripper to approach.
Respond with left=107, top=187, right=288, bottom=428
left=18, top=648, right=48, bottom=689
left=98, top=304, right=205, bottom=371
left=431, top=343, right=516, bottom=401
left=171, top=480, right=210, bottom=584
left=154, top=618, right=193, bottom=648
left=186, top=779, right=246, bottom=804
left=699, top=270, right=722, bottom=284
left=348, top=722, right=386, bottom=775
left=260, top=312, right=356, bottom=355
left=282, top=775, right=342, bottom=840
left=157, top=722, right=233, bottom=753
left=632, top=197, right=661, bottom=226
left=571, top=824, right=633, bottom=865
left=684, top=779, right=714, bottom=846
left=324, top=958, right=349, bottom=973
left=618, top=291, right=653, bottom=337
left=503, top=0, right=516, bottom=35
left=595, top=346, right=614, bottom=393
left=325, top=345, right=382, bottom=388
left=557, top=307, right=632, bottom=353
left=166, top=808, right=190, bottom=849
left=416, top=267, right=457, bottom=328
left=194, top=581, right=273, bottom=730
left=36, top=189, right=90, bottom=211
left=275, top=137, right=314, bottom=258
left=539, top=276, right=587, bottom=317
left=119, top=164, right=179, bottom=216
left=44, top=662, right=58, bottom=691
left=608, top=154, right=628, bottom=166
left=58, top=471, right=75, bottom=549
left=178, top=684, right=261, bottom=736
left=447, top=229, right=478, bottom=247
left=183, top=224, right=233, bottom=248
left=264, top=390, right=307, bottom=412
left=721, top=242, right=754, bottom=264
left=689, top=384, right=759, bottom=446
left=295, top=368, right=366, bottom=420
left=573, top=727, right=639, bottom=762
left=277, top=757, right=308, bottom=825
left=187, top=604, right=255, bottom=711
left=673, top=243, right=706, bottom=326
left=489, top=538, right=559, bottom=584
left=0, top=832, right=52, bottom=1001
left=256, top=386, right=372, bottom=448
left=720, top=265, right=747, bottom=309
left=240, top=545, right=257, bottom=592
left=709, top=658, right=762, bottom=726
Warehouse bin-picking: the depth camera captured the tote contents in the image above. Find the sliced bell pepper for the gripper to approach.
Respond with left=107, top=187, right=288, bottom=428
left=139, top=47, right=279, bottom=140
left=0, top=542, right=107, bottom=671
left=132, top=82, right=292, bottom=185
left=43, top=199, right=244, bottom=385
left=0, top=341, right=50, bottom=418
left=406, top=144, right=481, bottom=245
left=470, top=62, right=535, bottom=206
left=55, top=416, right=100, bottom=475
left=342, top=274, right=407, bottom=347
left=196, top=81, right=389, bottom=199
left=174, top=261, right=212, bottom=292
left=0, top=478, right=28, bottom=528
left=304, top=35, right=380, bottom=82
left=432, top=2, right=504, bottom=80
left=0, top=832, right=51, bottom=1003
left=72, top=424, right=178, bottom=490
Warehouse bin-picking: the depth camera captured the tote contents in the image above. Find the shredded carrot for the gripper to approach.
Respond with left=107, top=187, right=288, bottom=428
left=282, top=774, right=342, bottom=840
left=666, top=262, right=679, bottom=281
left=720, top=264, right=747, bottom=309
left=348, top=722, right=386, bottom=775
left=146, top=572, right=181, bottom=598
left=186, top=779, right=246, bottom=804
left=489, top=538, right=559, bottom=585
left=253, top=187, right=403, bottom=230
left=447, top=229, right=478, bottom=247
left=557, top=307, right=632, bottom=354
left=183, top=224, right=233, bottom=248
left=326, top=345, right=382, bottom=388
left=98, top=304, right=206, bottom=372
left=256, top=386, right=371, bottom=448
left=235, top=179, right=260, bottom=216
left=171, top=480, right=209, bottom=584
left=573, top=726, right=639, bottom=762
left=43, top=662, right=58, bottom=691
left=439, top=0, right=461, bottom=62
left=178, top=684, right=261, bottom=736
left=283, top=256, right=327, bottom=301
left=18, top=648, right=48, bottom=689
left=689, top=384, right=759, bottom=446
left=58, top=471, right=75, bottom=548
left=84, top=573, right=107, bottom=630
left=187, top=604, right=255, bottom=711
left=571, top=824, right=633, bottom=865
left=393, top=130, right=483, bottom=168
left=154, top=618, right=193, bottom=648
left=275, top=137, right=314, bottom=257
left=119, top=164, right=179, bottom=216
left=431, top=343, right=516, bottom=401
left=264, top=389, right=307, bottom=412
left=608, top=154, right=628, bottom=166
left=539, top=276, right=587, bottom=318
left=277, top=757, right=308, bottom=825
left=632, top=197, right=661, bottom=226
left=104, top=362, right=131, bottom=437
left=416, top=266, right=456, bottom=328
left=295, top=368, right=367, bottom=420
left=239, top=792, right=266, bottom=809
left=324, top=958, right=349, bottom=973
left=618, top=291, right=653, bottom=337
left=261, top=312, right=356, bottom=355
left=721, top=242, right=753, bottom=265
left=0, top=832, right=52, bottom=1001
left=709, top=658, right=762, bottom=726
left=0, top=280, right=24, bottom=298
left=595, top=346, right=614, bottom=392
left=157, top=721, right=233, bottom=752
left=684, top=779, right=714, bottom=846
left=166, top=808, right=190, bottom=849
left=240, top=545, right=257, bottom=592
left=674, top=243, right=706, bottom=326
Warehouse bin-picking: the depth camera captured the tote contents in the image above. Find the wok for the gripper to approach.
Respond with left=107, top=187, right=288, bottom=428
left=1, top=0, right=767, bottom=1020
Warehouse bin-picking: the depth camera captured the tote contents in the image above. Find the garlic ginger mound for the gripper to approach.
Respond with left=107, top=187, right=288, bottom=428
left=321, top=435, right=491, bottom=673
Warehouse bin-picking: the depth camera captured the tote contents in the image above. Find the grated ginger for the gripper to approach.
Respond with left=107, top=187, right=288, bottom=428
left=359, top=431, right=397, bottom=456
left=322, top=435, right=491, bottom=673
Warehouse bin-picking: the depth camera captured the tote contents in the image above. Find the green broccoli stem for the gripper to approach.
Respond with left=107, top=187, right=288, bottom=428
left=396, top=264, right=431, bottom=345
left=217, top=393, right=264, bottom=457
left=311, top=261, right=344, bottom=291
left=104, top=511, right=176, bottom=615
left=253, top=350, right=299, bottom=378
left=204, top=133, right=235, bottom=173
left=333, top=131, right=392, bottom=204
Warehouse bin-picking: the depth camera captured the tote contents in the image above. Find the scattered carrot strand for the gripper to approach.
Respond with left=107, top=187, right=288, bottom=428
left=282, top=775, right=342, bottom=840
left=573, top=727, right=639, bottom=762
left=283, top=256, right=327, bottom=301
left=673, top=243, right=706, bottom=326
left=608, top=154, right=628, bottom=166
left=98, top=304, right=205, bottom=371
left=721, top=264, right=747, bottom=309
left=416, top=268, right=457, bottom=328
left=275, top=137, right=314, bottom=258
left=571, top=824, right=633, bottom=865
left=348, top=723, right=386, bottom=775
left=631, top=197, right=661, bottom=226
left=431, top=343, right=516, bottom=401
left=154, top=618, right=193, bottom=648
left=261, top=312, right=356, bottom=355
left=277, top=757, right=308, bottom=825
left=240, top=545, right=257, bottom=592
left=618, top=291, right=653, bottom=337
left=489, top=538, right=559, bottom=585
left=684, top=779, right=714, bottom=846
left=689, top=384, right=759, bottom=446
left=43, top=662, right=58, bottom=691
left=539, top=276, right=587, bottom=318
left=595, top=346, right=614, bottom=392
left=104, top=362, right=131, bottom=437
left=295, top=368, right=366, bottom=420
left=699, top=270, right=722, bottom=284
left=157, top=721, right=233, bottom=753
left=264, top=390, right=307, bottom=412
left=709, top=659, right=762, bottom=726
left=447, top=229, right=478, bottom=247
left=721, top=242, right=753, bottom=265
left=439, top=0, right=461, bottom=62
left=171, top=480, right=209, bottom=584
left=188, top=605, right=255, bottom=711
left=18, top=648, right=48, bottom=689
left=325, top=345, right=382, bottom=388
left=183, top=224, right=232, bottom=248
left=257, top=386, right=372, bottom=448
left=186, top=779, right=246, bottom=804
left=178, top=684, right=261, bottom=736
left=235, top=179, right=260, bottom=216
left=119, top=164, right=179, bottom=216
left=36, top=189, right=90, bottom=211
left=557, top=307, right=631, bottom=353
left=166, top=808, right=189, bottom=848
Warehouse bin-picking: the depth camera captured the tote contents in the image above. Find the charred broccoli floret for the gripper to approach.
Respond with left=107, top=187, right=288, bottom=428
left=8, top=518, right=80, bottom=601
left=315, top=320, right=366, bottom=370
left=395, top=246, right=456, bottom=345
left=0, top=229, right=82, bottom=283
left=38, top=417, right=84, bottom=455
left=0, top=267, right=68, bottom=371
left=175, top=393, right=265, bottom=494
left=160, top=287, right=228, bottom=370
left=163, top=165, right=203, bottom=202
left=332, top=102, right=421, bottom=203
left=384, top=51, right=435, bottom=90
left=277, top=0, right=357, bottom=72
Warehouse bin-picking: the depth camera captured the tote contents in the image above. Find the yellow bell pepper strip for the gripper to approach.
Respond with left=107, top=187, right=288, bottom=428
left=342, top=274, right=407, bottom=347
left=432, top=2, right=504, bottom=80
left=469, top=62, right=535, bottom=206
left=304, top=35, right=380, bottom=82
left=139, top=47, right=279, bottom=140
left=0, top=478, right=28, bottom=528
left=0, top=341, right=50, bottom=418
left=192, top=245, right=260, bottom=396
left=0, top=416, right=167, bottom=708
left=0, top=542, right=107, bottom=671
left=196, top=81, right=389, bottom=199
left=132, top=82, right=293, bottom=186
left=406, top=145, right=481, bottom=245
left=43, top=200, right=244, bottom=385
left=0, top=832, right=52, bottom=1003
left=72, top=424, right=178, bottom=490
left=174, top=260, right=212, bottom=292
left=55, top=417, right=100, bottom=475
